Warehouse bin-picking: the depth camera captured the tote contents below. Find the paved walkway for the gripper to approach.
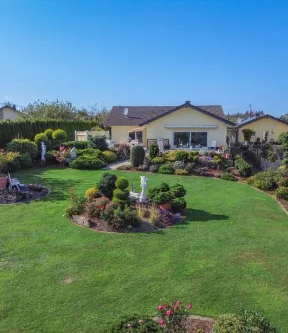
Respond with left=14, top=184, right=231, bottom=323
left=103, top=160, right=130, bottom=170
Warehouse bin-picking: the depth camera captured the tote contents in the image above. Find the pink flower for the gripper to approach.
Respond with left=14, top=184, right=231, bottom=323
left=177, top=300, right=181, bottom=305
left=174, top=305, right=179, bottom=311
left=159, top=319, right=165, bottom=325
left=187, top=304, right=192, bottom=309
left=166, top=310, right=172, bottom=316
left=127, top=323, right=131, bottom=328
left=157, top=305, right=163, bottom=311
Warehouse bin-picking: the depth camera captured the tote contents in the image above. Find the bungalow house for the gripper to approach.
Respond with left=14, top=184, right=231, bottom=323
left=105, top=101, right=235, bottom=148
left=235, top=114, right=288, bottom=143
left=0, top=104, right=22, bottom=121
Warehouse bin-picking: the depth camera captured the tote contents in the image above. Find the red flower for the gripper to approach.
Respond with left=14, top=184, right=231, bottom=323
left=157, top=305, right=163, bottom=311
left=177, top=300, right=181, bottom=305
left=174, top=305, right=179, bottom=311
left=159, top=319, right=165, bottom=325
left=101, top=205, right=105, bottom=210
left=166, top=310, right=172, bottom=316
left=187, top=304, right=192, bottom=309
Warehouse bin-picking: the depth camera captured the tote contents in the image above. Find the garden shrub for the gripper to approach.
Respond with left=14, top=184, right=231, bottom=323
left=261, top=143, right=277, bottom=162
left=163, top=150, right=177, bottom=162
left=234, top=155, right=252, bottom=177
left=7, top=139, right=38, bottom=159
left=138, top=163, right=150, bottom=171
left=278, top=177, right=288, bottom=187
left=172, top=197, right=187, bottom=212
left=149, top=143, right=159, bottom=159
left=152, top=191, right=172, bottom=204
left=240, top=310, right=277, bottom=333
left=170, top=183, right=186, bottom=197
left=152, top=157, right=165, bottom=164
left=62, top=141, right=89, bottom=149
left=70, top=156, right=107, bottom=170
left=158, top=163, right=174, bottom=174
left=242, top=128, right=254, bottom=142
left=103, top=150, right=117, bottom=163
left=97, top=173, right=117, bottom=199
left=213, top=313, right=245, bottom=333
left=106, top=315, right=163, bottom=333
left=115, top=177, right=129, bottom=190
left=107, top=205, right=139, bottom=229
left=148, top=182, right=170, bottom=201
left=149, top=164, right=159, bottom=173
left=65, top=188, right=86, bottom=217
left=173, top=161, right=186, bottom=170
left=34, top=132, right=49, bottom=144
left=220, top=172, right=237, bottom=181
left=52, top=129, right=67, bottom=140
left=185, top=162, right=195, bottom=173
left=18, top=153, right=33, bottom=169
left=175, top=150, right=189, bottom=162
left=275, top=186, right=288, bottom=200
left=44, top=128, right=54, bottom=139
left=88, top=135, right=108, bottom=151
left=85, top=187, right=101, bottom=199
left=246, top=170, right=280, bottom=190
left=130, top=146, right=145, bottom=167
left=174, top=169, right=188, bottom=175
left=45, top=150, right=57, bottom=164
left=188, top=151, right=199, bottom=162
left=77, top=148, right=103, bottom=158
left=113, top=189, right=129, bottom=201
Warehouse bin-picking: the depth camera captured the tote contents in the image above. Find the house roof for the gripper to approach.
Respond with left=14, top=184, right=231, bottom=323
left=0, top=104, right=21, bottom=113
left=105, top=101, right=235, bottom=127
left=235, top=114, right=288, bottom=128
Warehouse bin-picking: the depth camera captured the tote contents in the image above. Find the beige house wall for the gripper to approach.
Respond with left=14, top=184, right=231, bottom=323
left=238, top=117, right=288, bottom=142
left=146, top=107, right=228, bottom=147
left=2, top=107, right=21, bottom=120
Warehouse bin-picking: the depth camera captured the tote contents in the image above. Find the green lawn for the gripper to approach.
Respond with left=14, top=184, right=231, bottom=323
left=0, top=168, right=287, bottom=332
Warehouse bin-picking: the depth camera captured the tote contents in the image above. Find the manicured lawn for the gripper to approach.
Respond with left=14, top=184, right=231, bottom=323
left=0, top=168, right=287, bottom=332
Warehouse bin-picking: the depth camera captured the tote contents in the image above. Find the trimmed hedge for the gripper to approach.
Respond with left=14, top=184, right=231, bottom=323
left=103, top=150, right=117, bottom=163
left=70, top=156, right=107, bottom=169
left=7, top=139, right=38, bottom=159
left=0, top=119, right=97, bottom=148
left=62, top=141, right=89, bottom=149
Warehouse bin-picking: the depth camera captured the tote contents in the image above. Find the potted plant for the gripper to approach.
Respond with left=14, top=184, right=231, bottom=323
left=153, top=191, right=172, bottom=210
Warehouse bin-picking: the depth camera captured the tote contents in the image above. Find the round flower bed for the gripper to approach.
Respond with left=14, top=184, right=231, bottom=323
left=0, top=184, right=50, bottom=204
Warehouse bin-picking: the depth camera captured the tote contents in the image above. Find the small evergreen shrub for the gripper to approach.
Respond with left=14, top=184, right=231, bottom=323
left=85, top=187, right=101, bottom=199
left=152, top=157, right=165, bottom=164
left=175, top=150, right=189, bottom=162
left=158, top=163, right=174, bottom=174
left=149, top=143, right=159, bottom=159
left=234, top=155, right=252, bottom=177
left=172, top=197, right=187, bottom=212
left=103, top=150, right=117, bottom=163
left=70, top=156, right=107, bottom=170
left=18, top=153, right=33, bottom=169
left=115, top=177, right=129, bottom=190
left=52, top=129, right=67, bottom=140
left=113, top=189, right=129, bottom=201
left=77, top=148, right=103, bottom=158
left=45, top=150, right=57, bottom=164
left=275, top=186, right=288, bottom=200
left=130, top=146, right=145, bottom=167
left=247, top=171, right=280, bottom=190
left=213, top=314, right=244, bottom=333
left=44, top=128, right=54, bottom=139
left=97, top=173, right=117, bottom=199
left=106, top=315, right=162, bottom=333
left=62, top=141, right=89, bottom=149
left=34, top=133, right=49, bottom=144
left=7, top=139, right=38, bottom=159
left=163, top=151, right=177, bottom=161
left=65, top=188, right=86, bottom=217
left=173, top=161, right=186, bottom=170
left=153, top=191, right=172, bottom=204
left=185, top=162, right=195, bottom=173
left=240, top=310, right=277, bottom=333
left=88, top=135, right=108, bottom=151
left=170, top=183, right=186, bottom=197
left=188, top=151, right=199, bottom=162
left=174, top=169, right=188, bottom=175
left=278, top=177, right=288, bottom=187
left=220, top=172, right=237, bottom=181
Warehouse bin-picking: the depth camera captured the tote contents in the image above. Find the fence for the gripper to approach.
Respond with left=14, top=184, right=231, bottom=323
left=75, top=130, right=110, bottom=141
left=260, top=157, right=283, bottom=171
left=248, top=145, right=283, bottom=171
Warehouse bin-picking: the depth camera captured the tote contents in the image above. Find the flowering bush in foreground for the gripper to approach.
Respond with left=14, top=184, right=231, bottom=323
left=157, top=300, right=193, bottom=333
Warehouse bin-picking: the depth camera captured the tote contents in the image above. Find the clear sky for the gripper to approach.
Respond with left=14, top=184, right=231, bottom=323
left=1, top=0, right=288, bottom=116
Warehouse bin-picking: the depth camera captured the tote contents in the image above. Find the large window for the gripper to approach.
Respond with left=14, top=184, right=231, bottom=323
left=173, top=132, right=207, bottom=147
left=129, top=131, right=143, bottom=144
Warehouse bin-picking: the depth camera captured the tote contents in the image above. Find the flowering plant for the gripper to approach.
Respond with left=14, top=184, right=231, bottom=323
left=0, top=149, right=20, bottom=174
left=157, top=300, right=193, bottom=332
left=54, top=146, right=71, bottom=164
left=65, top=188, right=86, bottom=217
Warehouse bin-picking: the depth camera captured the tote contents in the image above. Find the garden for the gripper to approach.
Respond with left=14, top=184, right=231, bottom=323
left=0, top=126, right=288, bottom=331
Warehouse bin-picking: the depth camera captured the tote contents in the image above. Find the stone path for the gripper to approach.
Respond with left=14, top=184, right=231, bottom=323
left=103, top=160, right=130, bottom=170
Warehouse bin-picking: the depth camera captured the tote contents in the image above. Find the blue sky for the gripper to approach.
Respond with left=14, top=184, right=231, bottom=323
left=1, top=0, right=288, bottom=116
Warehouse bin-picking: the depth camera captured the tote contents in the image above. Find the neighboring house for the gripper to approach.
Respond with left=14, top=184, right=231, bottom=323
left=0, top=104, right=22, bottom=121
left=105, top=100, right=235, bottom=148
left=235, top=115, right=288, bottom=143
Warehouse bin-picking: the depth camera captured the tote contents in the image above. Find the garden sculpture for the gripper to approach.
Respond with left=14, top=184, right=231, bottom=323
left=70, top=147, right=77, bottom=159
left=139, top=175, right=148, bottom=202
left=41, top=142, right=46, bottom=162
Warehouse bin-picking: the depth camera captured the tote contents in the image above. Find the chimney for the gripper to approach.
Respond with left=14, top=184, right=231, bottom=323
left=185, top=100, right=191, bottom=105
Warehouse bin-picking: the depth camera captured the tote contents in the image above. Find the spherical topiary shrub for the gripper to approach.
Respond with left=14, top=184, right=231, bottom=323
left=52, top=129, right=67, bottom=140
left=70, top=156, right=107, bottom=170
left=7, top=139, right=38, bottom=159
left=170, top=183, right=186, bottom=197
left=103, top=150, right=117, bottom=163
left=172, top=197, right=187, bottom=212
left=34, top=133, right=49, bottom=144
left=115, top=177, right=129, bottom=190
left=130, top=146, right=145, bottom=168
left=97, top=172, right=117, bottom=199
left=85, top=187, right=101, bottom=199
left=113, top=189, right=129, bottom=201
left=149, top=143, right=159, bottom=159
left=44, top=129, right=54, bottom=139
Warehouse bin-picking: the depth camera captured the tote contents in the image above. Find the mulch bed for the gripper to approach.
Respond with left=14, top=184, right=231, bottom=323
left=185, top=316, right=214, bottom=333
left=0, top=184, right=50, bottom=204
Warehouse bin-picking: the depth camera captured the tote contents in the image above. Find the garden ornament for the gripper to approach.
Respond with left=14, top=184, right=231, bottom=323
left=139, top=175, right=148, bottom=202
left=41, top=142, right=46, bottom=162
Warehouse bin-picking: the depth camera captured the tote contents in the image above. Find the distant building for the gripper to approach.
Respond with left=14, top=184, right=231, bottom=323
left=0, top=104, right=22, bottom=121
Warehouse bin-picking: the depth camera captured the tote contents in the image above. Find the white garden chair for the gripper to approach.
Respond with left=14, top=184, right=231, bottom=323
left=8, top=173, right=21, bottom=191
